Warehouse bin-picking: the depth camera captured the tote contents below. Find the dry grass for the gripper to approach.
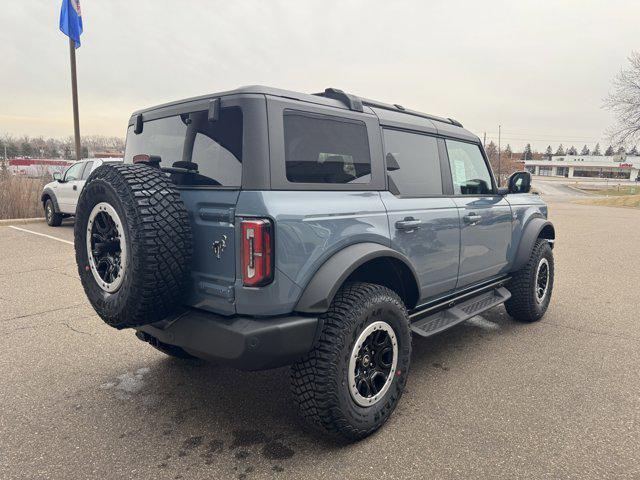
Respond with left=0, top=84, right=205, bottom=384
left=0, top=175, right=49, bottom=220
left=577, top=194, right=640, bottom=208
left=589, top=185, right=640, bottom=196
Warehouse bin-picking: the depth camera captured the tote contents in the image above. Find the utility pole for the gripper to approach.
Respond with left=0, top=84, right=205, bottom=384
left=483, top=132, right=486, bottom=149
left=68, top=37, right=81, bottom=161
left=497, top=125, right=502, bottom=186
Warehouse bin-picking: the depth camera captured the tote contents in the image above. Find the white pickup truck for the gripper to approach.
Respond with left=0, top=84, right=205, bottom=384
left=41, top=158, right=123, bottom=226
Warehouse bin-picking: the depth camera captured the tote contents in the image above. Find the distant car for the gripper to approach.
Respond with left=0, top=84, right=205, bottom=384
left=41, top=158, right=123, bottom=226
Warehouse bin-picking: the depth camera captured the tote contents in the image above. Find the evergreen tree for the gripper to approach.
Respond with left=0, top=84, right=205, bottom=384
left=545, top=145, right=553, bottom=159
left=485, top=141, right=498, bottom=161
left=567, top=145, right=578, bottom=155
left=629, top=145, right=639, bottom=155
left=592, top=143, right=602, bottom=155
left=580, top=145, right=590, bottom=155
left=604, top=145, right=615, bottom=156
left=504, top=144, right=513, bottom=158
left=521, top=143, right=533, bottom=160
left=555, top=144, right=565, bottom=156
left=616, top=146, right=626, bottom=155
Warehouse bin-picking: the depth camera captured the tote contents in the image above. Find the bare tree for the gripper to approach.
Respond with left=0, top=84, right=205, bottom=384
left=604, top=51, right=640, bottom=146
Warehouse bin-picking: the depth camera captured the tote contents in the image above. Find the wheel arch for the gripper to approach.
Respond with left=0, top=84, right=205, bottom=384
left=41, top=188, right=60, bottom=212
left=294, top=243, right=421, bottom=313
left=511, top=217, right=555, bottom=273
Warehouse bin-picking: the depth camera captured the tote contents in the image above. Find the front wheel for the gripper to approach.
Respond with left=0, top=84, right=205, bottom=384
left=290, top=282, right=411, bottom=441
left=505, top=239, right=554, bottom=322
left=45, top=199, right=63, bottom=227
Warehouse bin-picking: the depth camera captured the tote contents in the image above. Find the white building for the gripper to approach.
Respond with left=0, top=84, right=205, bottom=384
left=524, top=155, right=640, bottom=181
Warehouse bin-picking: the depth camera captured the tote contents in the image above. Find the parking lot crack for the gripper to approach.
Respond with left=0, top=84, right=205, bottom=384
left=1, top=303, right=87, bottom=323
left=63, top=322, right=94, bottom=336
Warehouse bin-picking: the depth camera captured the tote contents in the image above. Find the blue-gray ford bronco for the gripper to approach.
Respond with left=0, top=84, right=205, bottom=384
left=74, top=86, right=555, bottom=440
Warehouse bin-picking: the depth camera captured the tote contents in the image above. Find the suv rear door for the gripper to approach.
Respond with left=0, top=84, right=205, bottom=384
left=123, top=94, right=265, bottom=315
left=380, top=129, right=460, bottom=301
left=444, top=139, right=512, bottom=287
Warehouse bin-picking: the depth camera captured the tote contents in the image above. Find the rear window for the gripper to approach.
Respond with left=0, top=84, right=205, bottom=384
left=124, top=107, right=243, bottom=187
left=283, top=110, right=371, bottom=184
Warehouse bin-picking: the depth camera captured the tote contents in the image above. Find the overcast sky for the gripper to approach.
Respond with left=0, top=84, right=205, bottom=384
left=1, top=0, right=638, bottom=151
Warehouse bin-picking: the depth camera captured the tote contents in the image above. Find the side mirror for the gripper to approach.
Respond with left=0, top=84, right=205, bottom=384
left=53, top=172, right=62, bottom=181
left=507, top=171, right=532, bottom=194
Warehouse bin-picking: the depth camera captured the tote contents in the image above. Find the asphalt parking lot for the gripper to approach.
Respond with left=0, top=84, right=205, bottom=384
left=1, top=190, right=639, bottom=479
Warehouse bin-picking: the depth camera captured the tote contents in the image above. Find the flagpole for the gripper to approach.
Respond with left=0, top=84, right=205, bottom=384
left=68, top=37, right=81, bottom=161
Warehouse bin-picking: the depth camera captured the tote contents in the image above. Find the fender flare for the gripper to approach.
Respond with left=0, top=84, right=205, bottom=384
left=295, top=242, right=421, bottom=314
left=511, top=217, right=555, bottom=272
left=41, top=188, right=60, bottom=212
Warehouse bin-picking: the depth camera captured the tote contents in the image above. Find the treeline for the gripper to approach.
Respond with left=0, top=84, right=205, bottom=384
left=0, top=134, right=125, bottom=160
left=484, top=141, right=639, bottom=162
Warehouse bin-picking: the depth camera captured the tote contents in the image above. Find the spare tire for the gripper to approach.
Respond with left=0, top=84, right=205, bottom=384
left=74, top=163, right=193, bottom=329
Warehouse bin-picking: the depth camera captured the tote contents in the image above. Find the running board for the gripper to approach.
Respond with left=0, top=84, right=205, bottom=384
left=410, top=287, right=511, bottom=338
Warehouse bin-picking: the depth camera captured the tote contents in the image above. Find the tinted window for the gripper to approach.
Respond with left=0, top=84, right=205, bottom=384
left=64, top=162, right=84, bottom=181
left=383, top=129, right=442, bottom=196
left=283, top=110, right=371, bottom=184
left=81, top=161, right=94, bottom=180
left=124, top=107, right=243, bottom=187
left=446, top=140, right=493, bottom=195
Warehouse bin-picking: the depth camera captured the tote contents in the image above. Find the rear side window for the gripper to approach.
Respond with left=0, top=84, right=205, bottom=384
left=446, top=140, right=493, bottom=195
left=382, top=129, right=442, bottom=196
left=283, top=110, right=371, bottom=184
left=124, top=107, right=243, bottom=187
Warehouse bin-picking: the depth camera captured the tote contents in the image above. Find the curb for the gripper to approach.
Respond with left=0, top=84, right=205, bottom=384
left=0, top=217, right=45, bottom=226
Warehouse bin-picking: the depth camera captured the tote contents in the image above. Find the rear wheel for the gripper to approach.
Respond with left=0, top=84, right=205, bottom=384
left=291, top=282, right=411, bottom=441
left=505, top=239, right=554, bottom=322
left=44, top=199, right=63, bottom=227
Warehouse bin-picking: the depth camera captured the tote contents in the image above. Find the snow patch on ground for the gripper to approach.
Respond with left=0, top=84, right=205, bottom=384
left=99, top=367, right=151, bottom=400
left=466, top=316, right=500, bottom=330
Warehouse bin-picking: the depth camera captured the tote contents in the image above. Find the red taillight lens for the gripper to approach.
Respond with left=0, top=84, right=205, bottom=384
left=241, top=219, right=273, bottom=287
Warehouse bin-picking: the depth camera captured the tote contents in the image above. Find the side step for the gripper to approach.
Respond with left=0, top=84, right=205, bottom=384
left=410, top=287, right=511, bottom=337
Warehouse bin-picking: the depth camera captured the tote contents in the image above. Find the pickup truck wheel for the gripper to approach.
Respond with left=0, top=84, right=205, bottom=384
left=505, top=239, right=554, bottom=322
left=290, top=282, right=411, bottom=441
left=44, top=199, right=63, bottom=227
left=74, top=164, right=192, bottom=329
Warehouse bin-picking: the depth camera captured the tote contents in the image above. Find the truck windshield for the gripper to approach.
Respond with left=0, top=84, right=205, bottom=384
left=124, top=107, right=243, bottom=187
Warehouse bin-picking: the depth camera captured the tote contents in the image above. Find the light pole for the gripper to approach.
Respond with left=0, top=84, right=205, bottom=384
left=497, top=125, right=502, bottom=186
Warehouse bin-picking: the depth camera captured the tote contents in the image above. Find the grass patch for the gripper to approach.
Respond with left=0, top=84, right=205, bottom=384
left=0, top=175, right=49, bottom=220
left=582, top=185, right=640, bottom=196
left=577, top=194, right=640, bottom=208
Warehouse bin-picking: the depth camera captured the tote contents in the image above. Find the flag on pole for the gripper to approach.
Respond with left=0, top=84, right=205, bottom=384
left=59, top=0, right=83, bottom=48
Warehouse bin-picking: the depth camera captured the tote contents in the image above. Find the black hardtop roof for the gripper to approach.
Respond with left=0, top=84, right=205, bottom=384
left=131, top=85, right=478, bottom=142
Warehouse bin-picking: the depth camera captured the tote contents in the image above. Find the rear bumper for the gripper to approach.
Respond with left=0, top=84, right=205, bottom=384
left=136, top=309, right=320, bottom=370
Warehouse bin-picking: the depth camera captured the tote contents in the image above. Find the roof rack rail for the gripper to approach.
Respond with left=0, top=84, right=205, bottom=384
left=313, top=87, right=464, bottom=128
left=313, top=88, right=364, bottom=112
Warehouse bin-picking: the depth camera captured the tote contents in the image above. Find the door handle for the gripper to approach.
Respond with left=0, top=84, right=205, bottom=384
left=463, top=213, right=482, bottom=225
left=395, top=217, right=422, bottom=231
left=72, top=185, right=78, bottom=191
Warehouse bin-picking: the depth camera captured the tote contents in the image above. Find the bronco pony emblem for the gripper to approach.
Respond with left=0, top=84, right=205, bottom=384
left=212, top=234, right=227, bottom=259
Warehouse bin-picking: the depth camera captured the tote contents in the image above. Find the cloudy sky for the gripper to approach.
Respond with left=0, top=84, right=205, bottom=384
left=1, top=1, right=638, bottom=150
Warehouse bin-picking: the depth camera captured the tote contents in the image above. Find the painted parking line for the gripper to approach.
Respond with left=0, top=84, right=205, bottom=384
left=8, top=225, right=74, bottom=246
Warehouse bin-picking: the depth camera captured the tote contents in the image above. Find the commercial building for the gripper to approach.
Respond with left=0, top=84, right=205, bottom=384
left=524, top=155, right=640, bottom=181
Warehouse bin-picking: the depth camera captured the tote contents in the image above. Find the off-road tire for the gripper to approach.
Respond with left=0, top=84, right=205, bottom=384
left=505, top=239, right=554, bottom=322
left=75, top=164, right=192, bottom=329
left=45, top=198, right=63, bottom=227
left=291, top=282, right=411, bottom=441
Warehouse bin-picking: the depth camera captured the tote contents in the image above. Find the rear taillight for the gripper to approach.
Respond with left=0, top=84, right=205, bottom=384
left=241, top=219, right=273, bottom=287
